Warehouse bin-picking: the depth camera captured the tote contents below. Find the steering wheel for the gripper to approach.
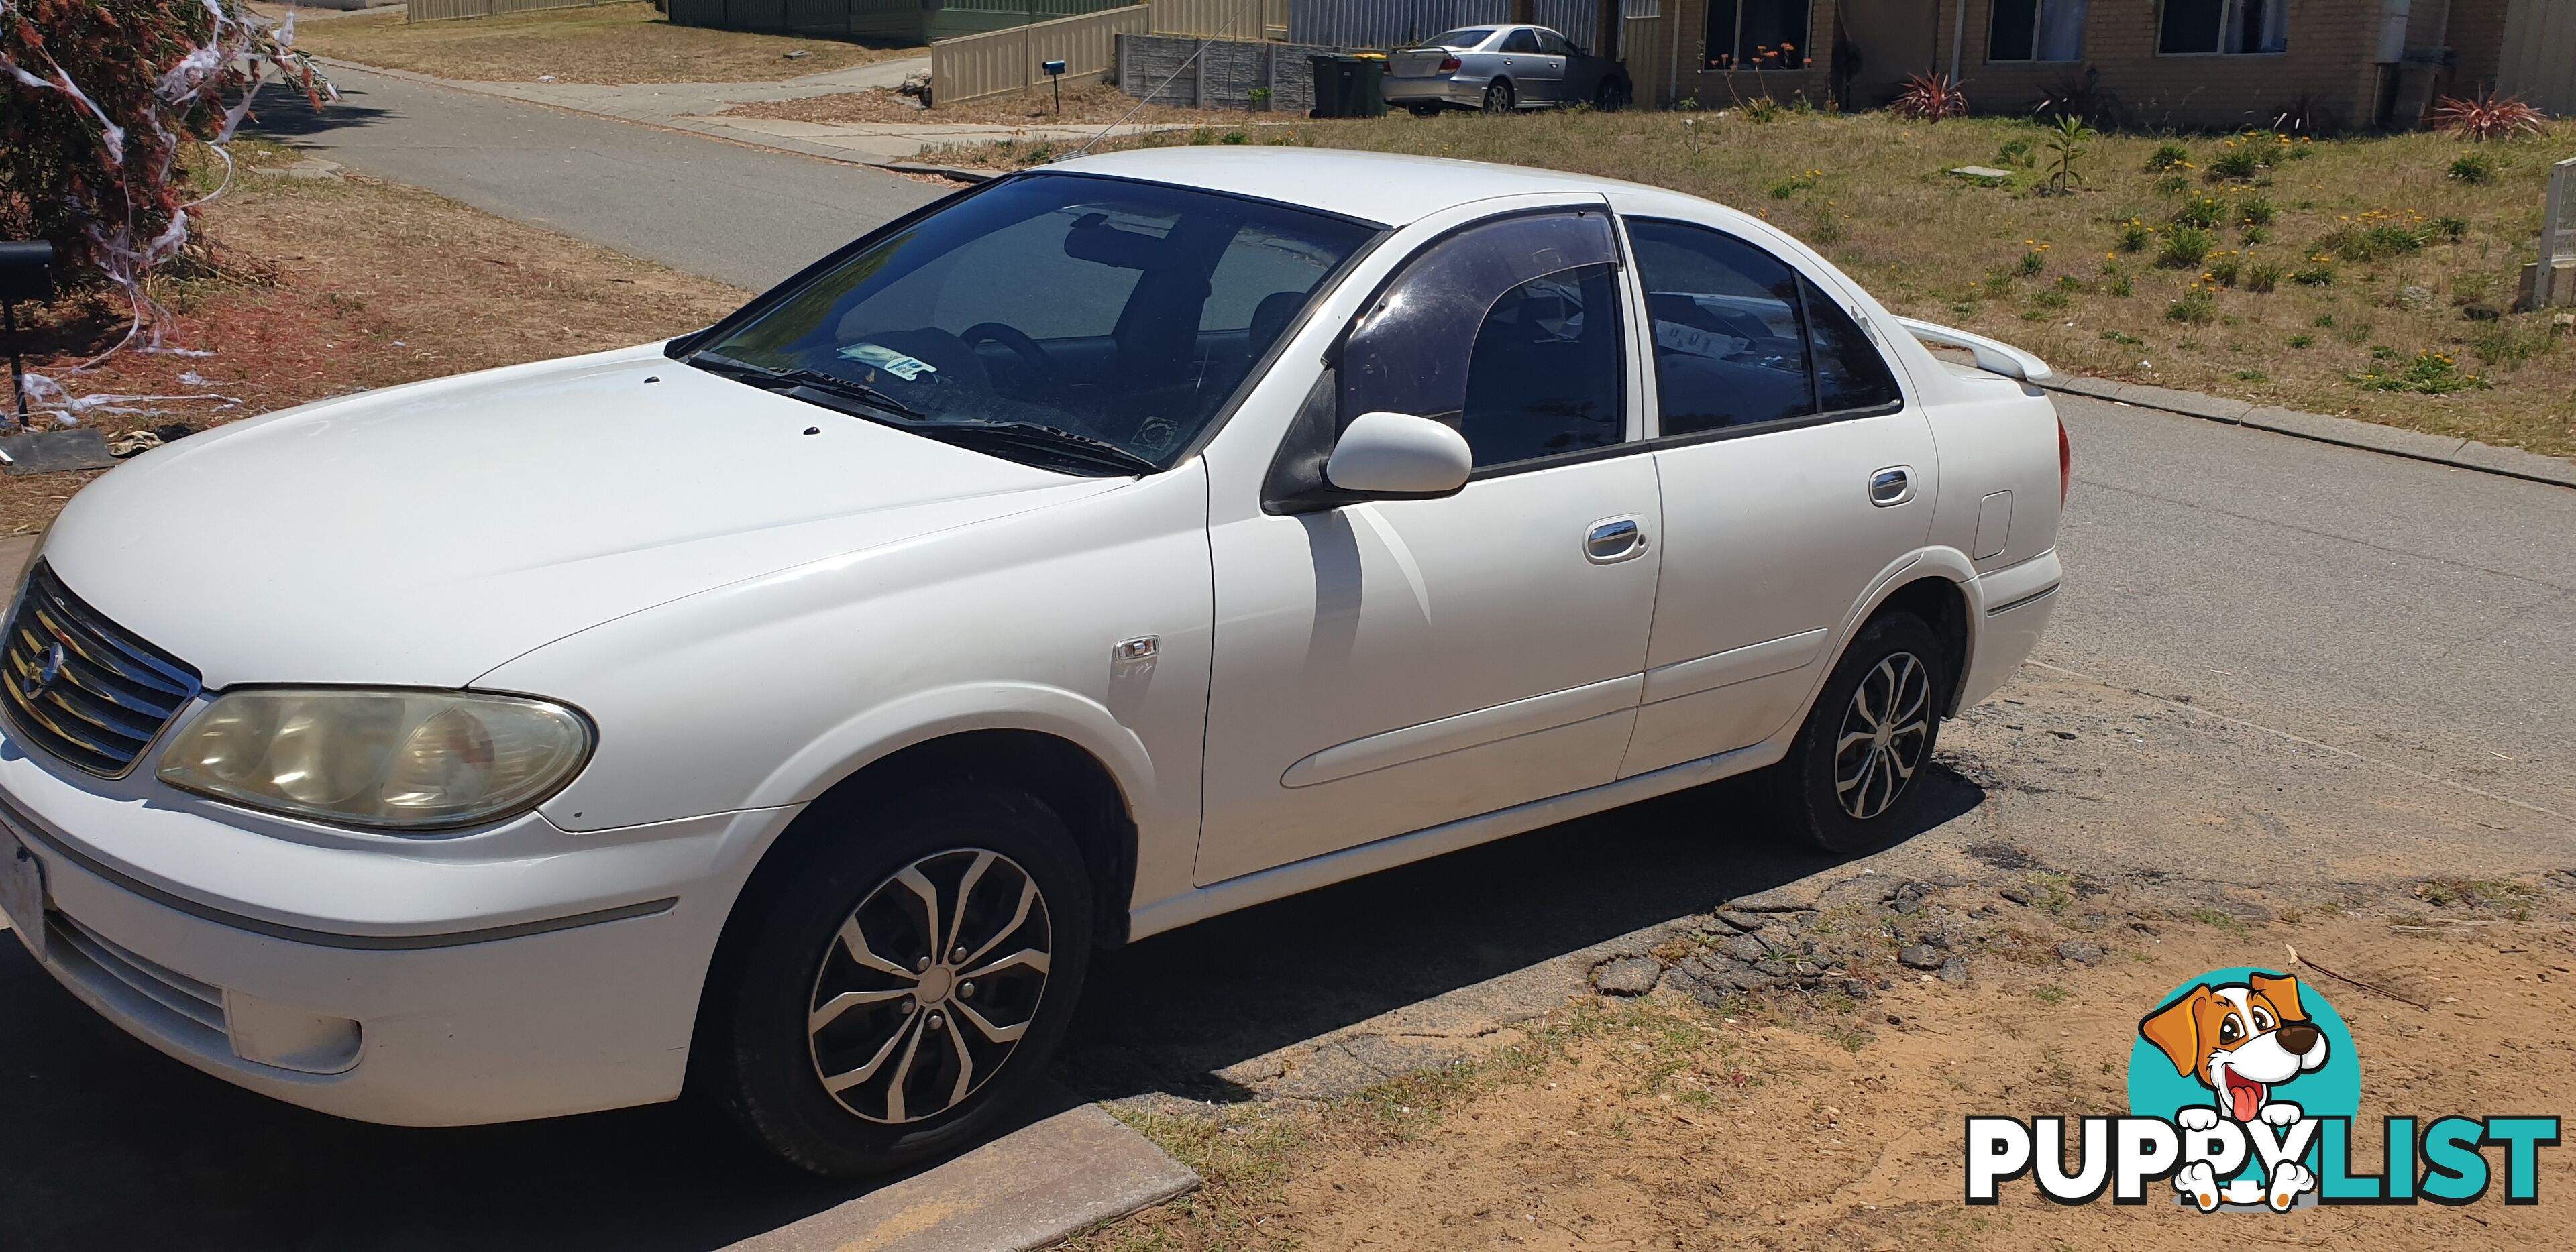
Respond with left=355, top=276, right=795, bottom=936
left=961, top=323, right=1053, bottom=392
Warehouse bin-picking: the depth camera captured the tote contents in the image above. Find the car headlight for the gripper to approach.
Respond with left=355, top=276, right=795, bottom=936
left=157, top=689, right=592, bottom=831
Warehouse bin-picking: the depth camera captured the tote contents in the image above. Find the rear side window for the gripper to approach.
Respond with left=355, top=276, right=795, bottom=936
left=1803, top=278, right=1900, bottom=412
left=1628, top=218, right=1901, bottom=437
left=1500, top=28, right=1542, bottom=53
left=1340, top=210, right=1627, bottom=470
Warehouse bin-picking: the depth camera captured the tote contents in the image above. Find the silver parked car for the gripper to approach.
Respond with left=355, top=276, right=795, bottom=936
left=1383, top=24, right=1631, bottom=115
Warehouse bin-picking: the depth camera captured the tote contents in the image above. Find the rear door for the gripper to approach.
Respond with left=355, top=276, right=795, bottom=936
left=1607, top=207, right=1937, bottom=778
left=1496, top=27, right=1558, bottom=102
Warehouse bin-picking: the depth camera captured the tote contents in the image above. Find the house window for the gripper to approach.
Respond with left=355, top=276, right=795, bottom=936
left=2157, top=0, right=2288, bottom=55
left=1989, top=0, right=2087, bottom=63
left=1704, top=0, right=1811, bottom=70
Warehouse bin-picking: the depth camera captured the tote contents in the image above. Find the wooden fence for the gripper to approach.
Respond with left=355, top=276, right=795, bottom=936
left=409, top=0, right=606, bottom=21
left=931, top=5, right=1155, bottom=105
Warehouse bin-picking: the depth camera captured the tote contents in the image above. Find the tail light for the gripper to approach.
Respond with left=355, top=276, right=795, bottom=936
left=2057, top=416, right=2072, bottom=505
left=1438, top=56, right=1462, bottom=72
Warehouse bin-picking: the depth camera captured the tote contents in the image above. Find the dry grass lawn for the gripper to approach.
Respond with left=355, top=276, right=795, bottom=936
left=937, top=111, right=2576, bottom=460
left=285, top=1, right=910, bottom=84
left=724, top=79, right=1264, bottom=128
left=1, top=139, right=747, bottom=536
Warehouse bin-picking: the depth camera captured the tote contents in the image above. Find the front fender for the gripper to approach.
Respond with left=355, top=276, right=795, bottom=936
left=749, top=681, right=1157, bottom=815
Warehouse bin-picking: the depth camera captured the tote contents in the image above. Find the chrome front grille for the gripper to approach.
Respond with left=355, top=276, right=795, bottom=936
left=0, top=561, right=201, bottom=777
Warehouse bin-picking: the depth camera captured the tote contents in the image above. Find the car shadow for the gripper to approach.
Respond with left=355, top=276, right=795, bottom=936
left=1061, top=765, right=1984, bottom=1102
left=0, top=766, right=1978, bottom=1249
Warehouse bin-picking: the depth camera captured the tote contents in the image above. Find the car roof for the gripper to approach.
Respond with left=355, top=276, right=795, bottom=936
left=1043, top=146, right=1703, bottom=229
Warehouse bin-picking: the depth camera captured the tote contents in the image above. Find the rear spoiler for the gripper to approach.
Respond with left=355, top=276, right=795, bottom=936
left=1896, top=317, right=2054, bottom=383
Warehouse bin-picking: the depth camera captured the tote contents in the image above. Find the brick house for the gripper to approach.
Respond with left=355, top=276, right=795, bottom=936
left=1617, top=1, right=2573, bottom=128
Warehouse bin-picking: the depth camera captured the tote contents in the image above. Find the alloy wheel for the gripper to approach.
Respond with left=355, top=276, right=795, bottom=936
left=1833, top=651, right=1931, bottom=820
left=806, top=848, right=1052, bottom=1124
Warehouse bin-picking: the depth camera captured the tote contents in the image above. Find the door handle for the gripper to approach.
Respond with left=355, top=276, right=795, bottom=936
left=1870, top=466, right=1915, bottom=507
left=1585, top=517, right=1646, bottom=562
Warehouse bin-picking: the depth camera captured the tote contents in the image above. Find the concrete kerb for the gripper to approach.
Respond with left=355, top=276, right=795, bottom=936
left=2041, top=375, right=2576, bottom=490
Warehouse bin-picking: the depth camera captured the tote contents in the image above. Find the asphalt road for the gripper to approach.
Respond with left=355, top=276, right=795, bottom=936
left=2045, top=394, right=2576, bottom=820
left=248, top=65, right=945, bottom=291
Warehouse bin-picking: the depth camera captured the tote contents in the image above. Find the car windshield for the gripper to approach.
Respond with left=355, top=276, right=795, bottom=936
left=1426, top=27, right=1496, bottom=47
left=690, top=174, right=1376, bottom=474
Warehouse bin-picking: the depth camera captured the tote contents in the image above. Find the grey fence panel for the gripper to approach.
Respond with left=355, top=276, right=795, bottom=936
left=1116, top=31, right=1338, bottom=112
left=1287, top=0, right=1602, bottom=53
left=410, top=0, right=607, bottom=19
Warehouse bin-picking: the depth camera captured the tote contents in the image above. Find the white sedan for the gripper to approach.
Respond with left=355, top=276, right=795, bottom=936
left=0, top=148, right=2064, bottom=1175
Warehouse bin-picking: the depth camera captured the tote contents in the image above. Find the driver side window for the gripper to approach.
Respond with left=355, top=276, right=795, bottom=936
left=1339, top=210, right=1627, bottom=471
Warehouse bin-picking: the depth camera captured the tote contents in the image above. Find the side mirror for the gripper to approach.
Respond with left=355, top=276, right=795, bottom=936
left=1325, top=411, right=1472, bottom=499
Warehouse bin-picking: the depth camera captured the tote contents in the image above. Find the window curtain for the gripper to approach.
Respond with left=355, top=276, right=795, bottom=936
left=2034, top=0, right=2086, bottom=61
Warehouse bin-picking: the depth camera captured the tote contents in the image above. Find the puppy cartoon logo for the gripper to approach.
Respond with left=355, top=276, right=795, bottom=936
left=1965, top=964, right=2558, bottom=1210
left=2137, top=971, right=2334, bottom=1210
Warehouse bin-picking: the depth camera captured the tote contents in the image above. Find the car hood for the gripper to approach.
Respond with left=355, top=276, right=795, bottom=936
left=42, top=343, right=1120, bottom=689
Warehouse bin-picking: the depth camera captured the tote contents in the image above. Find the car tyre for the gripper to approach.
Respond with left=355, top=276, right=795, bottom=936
left=1594, top=77, right=1631, bottom=111
left=1483, top=80, right=1515, bottom=113
left=1764, top=612, right=1947, bottom=856
left=695, top=781, right=1093, bottom=1177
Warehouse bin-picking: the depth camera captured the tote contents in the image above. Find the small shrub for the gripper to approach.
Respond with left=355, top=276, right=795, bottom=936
left=2168, top=286, right=2217, bottom=326
left=2030, top=286, right=2069, bottom=310
left=2115, top=218, right=2151, bottom=253
left=2102, top=329, right=2143, bottom=345
left=2207, top=138, right=2263, bottom=180
left=2432, top=215, right=2469, bottom=242
left=2318, top=215, right=2428, bottom=262
left=1740, top=96, right=1784, bottom=123
left=2205, top=253, right=2241, bottom=286
left=2237, top=194, right=2276, bottom=227
left=2293, top=262, right=2337, bottom=286
left=2043, top=115, right=2095, bottom=193
left=1220, top=130, right=1247, bottom=145
left=2234, top=369, right=2268, bottom=382
left=2172, top=196, right=2226, bottom=229
left=2019, top=246, right=2048, bottom=275
left=2428, top=91, right=2547, bottom=141
left=2146, top=141, right=2192, bottom=171
left=1248, top=86, right=1272, bottom=109
left=1984, top=271, right=2016, bottom=296
left=2245, top=261, right=2284, bottom=293
left=2152, top=174, right=2191, bottom=196
left=2242, top=225, right=2270, bottom=245
left=2351, top=350, right=2485, bottom=394
left=2288, top=333, right=2314, bottom=349
left=2447, top=154, right=2495, bottom=184
left=1891, top=72, right=1968, bottom=122
left=2159, top=226, right=2214, bottom=268
left=2106, top=271, right=2135, bottom=298
left=1997, top=137, right=2035, bottom=168
left=2313, top=314, right=2337, bottom=327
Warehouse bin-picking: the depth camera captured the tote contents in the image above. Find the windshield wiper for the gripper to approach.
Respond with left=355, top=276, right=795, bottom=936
left=687, top=351, right=928, bottom=420
left=916, top=422, right=1161, bottom=476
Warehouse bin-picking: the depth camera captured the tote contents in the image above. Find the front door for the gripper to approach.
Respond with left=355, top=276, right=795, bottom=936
left=1609, top=211, right=1939, bottom=777
left=1196, top=207, right=1660, bottom=885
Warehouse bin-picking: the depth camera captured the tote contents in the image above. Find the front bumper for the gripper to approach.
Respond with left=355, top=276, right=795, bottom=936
left=1382, top=76, right=1485, bottom=108
left=0, top=736, right=796, bottom=1126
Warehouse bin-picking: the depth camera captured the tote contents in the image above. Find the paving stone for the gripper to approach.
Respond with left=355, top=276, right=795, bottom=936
left=722, top=1102, right=1195, bottom=1252
left=1593, top=956, right=1663, bottom=997
left=1717, top=933, right=1772, bottom=964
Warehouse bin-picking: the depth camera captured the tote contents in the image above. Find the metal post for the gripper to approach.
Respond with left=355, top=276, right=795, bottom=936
left=3, top=299, right=24, bottom=424
left=2522, top=157, right=2576, bottom=311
